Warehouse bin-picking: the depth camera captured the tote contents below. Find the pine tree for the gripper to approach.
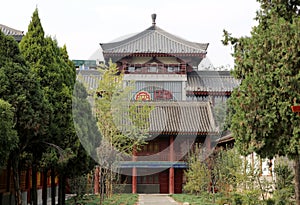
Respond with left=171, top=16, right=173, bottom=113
left=223, top=0, right=300, bottom=203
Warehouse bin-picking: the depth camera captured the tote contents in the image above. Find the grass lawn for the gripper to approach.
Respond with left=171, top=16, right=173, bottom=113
left=66, top=194, right=138, bottom=205
left=171, top=193, right=220, bottom=205
left=172, top=193, right=274, bottom=205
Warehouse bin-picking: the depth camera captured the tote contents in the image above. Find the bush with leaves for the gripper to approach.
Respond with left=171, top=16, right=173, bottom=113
left=68, top=174, right=89, bottom=204
left=184, top=147, right=211, bottom=195
left=273, top=158, right=295, bottom=204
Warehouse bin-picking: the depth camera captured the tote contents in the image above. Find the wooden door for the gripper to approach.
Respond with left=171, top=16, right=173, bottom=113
left=159, top=170, right=169, bottom=193
left=174, top=169, right=183, bottom=193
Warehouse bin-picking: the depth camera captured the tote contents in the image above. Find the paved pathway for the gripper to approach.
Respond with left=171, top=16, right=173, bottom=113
left=138, top=194, right=180, bottom=205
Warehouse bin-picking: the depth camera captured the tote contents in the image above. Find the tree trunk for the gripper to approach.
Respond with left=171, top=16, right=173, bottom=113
left=294, top=155, right=300, bottom=205
left=99, top=168, right=105, bottom=205
left=58, top=173, right=66, bottom=205
left=6, top=158, right=11, bottom=192
left=58, top=174, right=63, bottom=205
left=32, top=162, right=38, bottom=205
left=11, top=152, right=22, bottom=205
left=42, top=169, right=48, bottom=205
left=6, top=158, right=12, bottom=204
left=51, top=167, right=56, bottom=205
left=62, top=174, right=66, bottom=205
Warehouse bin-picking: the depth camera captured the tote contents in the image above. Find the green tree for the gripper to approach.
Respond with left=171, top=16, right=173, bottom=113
left=19, top=10, right=54, bottom=205
left=223, top=0, right=300, bottom=204
left=96, top=62, right=150, bottom=155
left=212, top=147, right=243, bottom=194
left=72, top=82, right=101, bottom=161
left=0, top=99, right=17, bottom=168
left=95, top=62, right=152, bottom=202
left=0, top=30, right=48, bottom=205
left=273, top=158, right=295, bottom=204
left=184, top=146, right=211, bottom=195
left=19, top=8, right=79, bottom=205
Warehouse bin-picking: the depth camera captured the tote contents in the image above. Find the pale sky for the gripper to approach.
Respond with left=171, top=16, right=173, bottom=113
left=1, top=0, right=260, bottom=68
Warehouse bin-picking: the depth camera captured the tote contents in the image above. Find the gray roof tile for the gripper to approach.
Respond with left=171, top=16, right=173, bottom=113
left=76, top=69, right=101, bottom=90
left=100, top=25, right=208, bottom=55
left=187, top=71, right=240, bottom=92
left=0, top=24, right=24, bottom=41
left=117, top=101, right=218, bottom=135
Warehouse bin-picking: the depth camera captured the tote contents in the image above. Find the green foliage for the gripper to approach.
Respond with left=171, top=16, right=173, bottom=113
left=95, top=62, right=151, bottom=156
left=68, top=174, right=89, bottom=203
left=184, top=148, right=211, bottom=194
left=184, top=146, right=243, bottom=197
left=20, top=8, right=81, bottom=171
left=95, top=62, right=153, bottom=201
left=173, top=192, right=278, bottom=205
left=223, top=0, right=300, bottom=158
left=19, top=8, right=93, bottom=205
left=0, top=28, right=48, bottom=150
left=73, top=82, right=101, bottom=160
left=223, top=1, right=300, bottom=203
left=19, top=8, right=47, bottom=66
left=273, top=158, right=295, bottom=204
left=0, top=17, right=49, bottom=205
left=0, top=99, right=17, bottom=168
left=211, top=147, right=243, bottom=194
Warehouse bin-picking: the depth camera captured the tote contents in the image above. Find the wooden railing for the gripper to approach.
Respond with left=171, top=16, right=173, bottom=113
left=121, top=63, right=187, bottom=75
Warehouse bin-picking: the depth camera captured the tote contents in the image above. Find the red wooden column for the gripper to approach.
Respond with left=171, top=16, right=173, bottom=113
left=94, top=166, right=100, bottom=194
left=132, top=147, right=137, bottom=194
left=132, top=167, right=137, bottom=193
left=206, top=135, right=211, bottom=157
left=169, top=135, right=174, bottom=194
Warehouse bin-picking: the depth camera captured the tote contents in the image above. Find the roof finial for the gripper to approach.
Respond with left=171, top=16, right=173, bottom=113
left=151, top=14, right=157, bottom=25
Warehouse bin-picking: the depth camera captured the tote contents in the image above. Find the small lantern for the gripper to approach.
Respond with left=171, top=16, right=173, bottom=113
left=291, top=105, right=300, bottom=115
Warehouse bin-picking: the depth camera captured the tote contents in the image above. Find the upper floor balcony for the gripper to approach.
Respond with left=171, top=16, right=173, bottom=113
left=121, top=63, right=187, bottom=75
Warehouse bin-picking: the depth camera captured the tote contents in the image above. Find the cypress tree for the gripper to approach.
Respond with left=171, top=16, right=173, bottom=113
left=223, top=0, right=300, bottom=203
left=19, top=8, right=88, bottom=205
left=0, top=29, right=48, bottom=205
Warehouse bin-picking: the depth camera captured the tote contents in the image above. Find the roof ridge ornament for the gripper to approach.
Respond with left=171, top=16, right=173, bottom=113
left=151, top=13, right=157, bottom=25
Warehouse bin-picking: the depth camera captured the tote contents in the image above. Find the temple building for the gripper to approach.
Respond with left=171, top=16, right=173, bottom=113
left=96, top=14, right=240, bottom=194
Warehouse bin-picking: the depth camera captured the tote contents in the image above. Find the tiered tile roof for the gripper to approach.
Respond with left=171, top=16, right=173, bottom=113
left=0, top=24, right=24, bottom=42
left=117, top=101, right=218, bottom=135
left=100, top=18, right=208, bottom=56
left=149, top=101, right=217, bottom=135
left=187, top=70, right=240, bottom=93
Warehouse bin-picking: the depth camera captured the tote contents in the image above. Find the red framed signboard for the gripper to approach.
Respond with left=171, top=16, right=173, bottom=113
left=135, top=91, right=151, bottom=101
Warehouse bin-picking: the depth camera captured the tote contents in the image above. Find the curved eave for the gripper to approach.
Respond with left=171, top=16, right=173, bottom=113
left=103, top=52, right=207, bottom=58
left=149, top=131, right=219, bottom=136
left=186, top=91, right=232, bottom=96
